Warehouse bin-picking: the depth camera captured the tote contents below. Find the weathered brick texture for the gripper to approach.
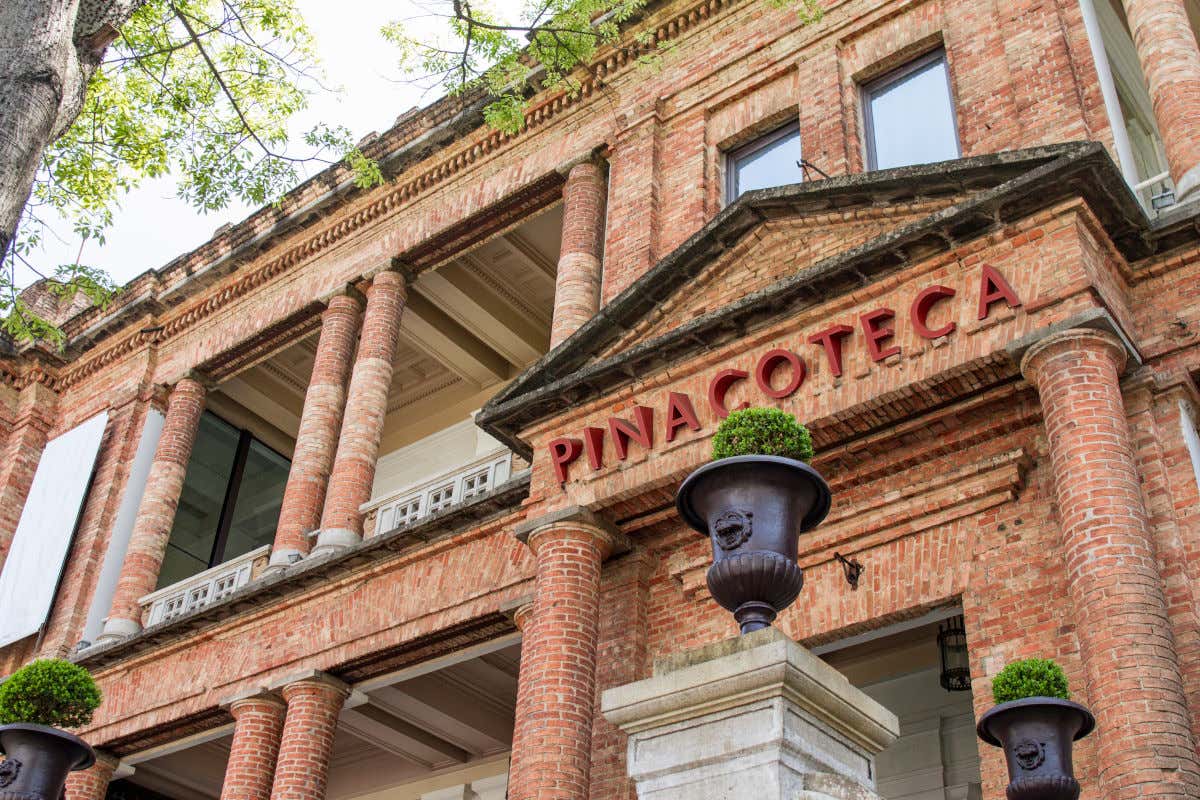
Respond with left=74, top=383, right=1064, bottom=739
left=318, top=272, right=407, bottom=544
left=1122, top=0, right=1200, bottom=198
left=64, top=751, right=118, bottom=800
left=1021, top=329, right=1200, bottom=800
left=100, top=376, right=206, bottom=640
left=550, top=160, right=607, bottom=348
left=269, top=675, right=349, bottom=800
left=272, top=292, right=364, bottom=563
left=0, top=384, right=56, bottom=566
left=222, top=694, right=287, bottom=800
left=508, top=522, right=617, bottom=800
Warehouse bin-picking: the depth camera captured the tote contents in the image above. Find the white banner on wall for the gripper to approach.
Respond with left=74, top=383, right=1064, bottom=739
left=0, top=412, right=108, bottom=648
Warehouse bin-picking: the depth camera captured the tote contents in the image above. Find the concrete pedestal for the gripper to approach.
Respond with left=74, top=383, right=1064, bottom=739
left=600, top=628, right=900, bottom=800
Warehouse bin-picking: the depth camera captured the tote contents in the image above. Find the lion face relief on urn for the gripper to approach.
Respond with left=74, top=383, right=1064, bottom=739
left=676, top=407, right=831, bottom=634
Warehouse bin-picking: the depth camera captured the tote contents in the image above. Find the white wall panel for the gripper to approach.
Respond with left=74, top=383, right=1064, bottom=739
left=0, top=413, right=108, bottom=648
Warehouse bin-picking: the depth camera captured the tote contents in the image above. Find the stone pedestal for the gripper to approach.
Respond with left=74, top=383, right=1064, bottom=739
left=600, top=628, right=899, bottom=800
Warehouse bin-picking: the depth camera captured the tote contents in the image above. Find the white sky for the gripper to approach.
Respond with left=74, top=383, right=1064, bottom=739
left=25, top=0, right=481, bottom=290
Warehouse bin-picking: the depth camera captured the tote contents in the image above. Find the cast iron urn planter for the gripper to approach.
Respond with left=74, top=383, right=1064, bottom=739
left=0, top=723, right=95, bottom=799
left=977, top=697, right=1095, bottom=800
left=676, top=454, right=832, bottom=634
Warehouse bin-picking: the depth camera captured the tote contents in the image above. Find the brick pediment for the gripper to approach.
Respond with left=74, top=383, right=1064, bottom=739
left=479, top=143, right=1157, bottom=457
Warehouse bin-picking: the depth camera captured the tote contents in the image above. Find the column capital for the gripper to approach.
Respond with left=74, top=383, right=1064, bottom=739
left=501, top=594, right=535, bottom=630
left=1019, top=327, right=1128, bottom=387
left=222, top=687, right=286, bottom=715
left=1007, top=310, right=1139, bottom=382
left=270, top=669, right=351, bottom=700
left=386, top=258, right=418, bottom=285
left=513, top=505, right=630, bottom=558
left=318, top=282, right=366, bottom=309
left=179, top=369, right=217, bottom=391
left=555, top=149, right=606, bottom=177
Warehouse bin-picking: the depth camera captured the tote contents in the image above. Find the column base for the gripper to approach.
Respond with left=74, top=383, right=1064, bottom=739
left=95, top=617, right=141, bottom=645
left=310, top=528, right=360, bottom=558
left=601, top=628, right=899, bottom=800
left=264, top=547, right=305, bottom=575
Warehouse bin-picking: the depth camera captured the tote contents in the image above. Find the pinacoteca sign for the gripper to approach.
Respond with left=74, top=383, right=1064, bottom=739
left=548, top=265, right=1022, bottom=483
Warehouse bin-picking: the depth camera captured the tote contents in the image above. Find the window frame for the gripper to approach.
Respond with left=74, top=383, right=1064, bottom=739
left=724, top=120, right=802, bottom=204
left=163, top=411, right=290, bottom=580
left=861, top=48, right=961, bottom=171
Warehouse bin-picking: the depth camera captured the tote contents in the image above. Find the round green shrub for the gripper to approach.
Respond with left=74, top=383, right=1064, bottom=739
left=991, top=658, right=1070, bottom=705
left=0, top=659, right=102, bottom=729
left=711, top=407, right=814, bottom=462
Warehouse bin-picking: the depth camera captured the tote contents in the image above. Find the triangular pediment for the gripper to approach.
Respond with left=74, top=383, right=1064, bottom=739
left=480, top=143, right=1162, bottom=456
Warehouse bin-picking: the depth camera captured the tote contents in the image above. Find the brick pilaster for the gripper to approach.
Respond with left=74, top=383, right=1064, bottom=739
left=65, top=750, right=118, bottom=800
left=315, top=270, right=407, bottom=554
left=508, top=508, right=625, bottom=800
left=98, top=375, right=206, bottom=642
left=550, top=159, right=607, bottom=348
left=269, top=673, right=350, bottom=800
left=1121, top=0, right=1200, bottom=200
left=270, top=291, right=364, bottom=568
left=1021, top=328, right=1200, bottom=800
left=222, top=692, right=287, bottom=800
left=0, top=383, right=57, bottom=567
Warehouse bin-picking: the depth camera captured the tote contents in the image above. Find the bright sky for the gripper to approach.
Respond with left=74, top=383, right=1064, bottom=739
left=25, top=0, right=477, bottom=290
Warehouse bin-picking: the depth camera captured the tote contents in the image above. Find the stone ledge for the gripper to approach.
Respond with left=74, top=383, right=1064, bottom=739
left=74, top=470, right=531, bottom=671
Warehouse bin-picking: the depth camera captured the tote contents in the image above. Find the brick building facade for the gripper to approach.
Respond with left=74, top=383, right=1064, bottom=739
left=2, top=0, right=1200, bottom=798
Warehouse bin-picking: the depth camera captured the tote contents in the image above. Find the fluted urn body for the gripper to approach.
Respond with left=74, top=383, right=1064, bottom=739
left=0, top=724, right=95, bottom=800
left=977, top=698, right=1095, bottom=800
left=676, top=455, right=831, bottom=633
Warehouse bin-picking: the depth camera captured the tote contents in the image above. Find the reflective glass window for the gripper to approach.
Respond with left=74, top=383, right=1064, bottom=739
left=864, top=51, right=960, bottom=170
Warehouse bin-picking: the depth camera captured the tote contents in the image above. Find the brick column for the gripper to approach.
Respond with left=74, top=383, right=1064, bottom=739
left=509, top=508, right=624, bottom=800
left=0, top=383, right=56, bottom=566
left=269, top=291, right=364, bottom=569
left=549, top=159, right=607, bottom=348
left=315, top=270, right=407, bottom=555
left=222, top=692, right=287, bottom=800
left=1021, top=328, right=1200, bottom=800
left=65, top=751, right=118, bottom=800
left=98, top=374, right=206, bottom=642
left=270, top=673, right=350, bottom=800
left=1121, top=0, right=1200, bottom=200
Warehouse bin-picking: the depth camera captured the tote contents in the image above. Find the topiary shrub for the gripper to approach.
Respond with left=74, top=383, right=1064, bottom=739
left=711, top=407, right=814, bottom=462
left=992, top=658, right=1070, bottom=705
left=0, top=659, right=102, bottom=729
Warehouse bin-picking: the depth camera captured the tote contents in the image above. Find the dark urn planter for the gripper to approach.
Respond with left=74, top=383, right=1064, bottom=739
left=977, top=697, right=1095, bottom=800
left=676, top=455, right=831, bottom=634
left=0, top=723, right=95, bottom=799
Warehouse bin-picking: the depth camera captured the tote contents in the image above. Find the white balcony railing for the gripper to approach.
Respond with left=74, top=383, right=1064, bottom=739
left=364, top=450, right=513, bottom=536
left=138, top=545, right=270, bottom=626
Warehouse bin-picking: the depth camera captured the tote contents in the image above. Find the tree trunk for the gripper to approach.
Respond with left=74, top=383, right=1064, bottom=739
left=0, top=1, right=140, bottom=260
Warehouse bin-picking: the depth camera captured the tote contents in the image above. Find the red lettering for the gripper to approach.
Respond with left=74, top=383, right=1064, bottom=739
left=910, top=285, right=957, bottom=339
left=708, top=369, right=750, bottom=419
left=754, top=349, right=806, bottom=399
left=583, top=426, right=605, bottom=470
left=665, top=392, right=701, bottom=442
left=548, top=437, right=582, bottom=483
left=860, top=308, right=900, bottom=362
left=609, top=406, right=654, bottom=460
left=808, top=324, right=854, bottom=377
left=977, top=265, right=1022, bottom=320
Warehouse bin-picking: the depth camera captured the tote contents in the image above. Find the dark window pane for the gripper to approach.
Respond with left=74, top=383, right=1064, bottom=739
left=156, top=414, right=239, bottom=588
left=867, top=55, right=959, bottom=170
left=730, top=125, right=804, bottom=199
left=222, top=440, right=290, bottom=561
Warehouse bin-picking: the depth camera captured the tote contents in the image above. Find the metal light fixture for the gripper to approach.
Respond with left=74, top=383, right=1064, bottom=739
left=938, top=615, right=971, bottom=692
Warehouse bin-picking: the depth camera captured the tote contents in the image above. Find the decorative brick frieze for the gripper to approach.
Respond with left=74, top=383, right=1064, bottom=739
left=271, top=292, right=365, bottom=567
left=98, top=376, right=206, bottom=642
left=1021, top=328, right=1200, bottom=800
left=221, top=692, right=287, bottom=800
left=316, top=271, right=408, bottom=553
left=550, top=159, right=608, bottom=348
left=269, top=673, right=350, bottom=800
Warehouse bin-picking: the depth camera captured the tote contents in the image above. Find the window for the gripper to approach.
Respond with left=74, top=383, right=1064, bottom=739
left=726, top=122, right=805, bottom=202
left=156, top=412, right=290, bottom=589
left=863, top=50, right=960, bottom=170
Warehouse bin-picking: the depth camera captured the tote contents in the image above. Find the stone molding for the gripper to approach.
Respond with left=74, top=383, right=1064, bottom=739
left=513, top=505, right=631, bottom=557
